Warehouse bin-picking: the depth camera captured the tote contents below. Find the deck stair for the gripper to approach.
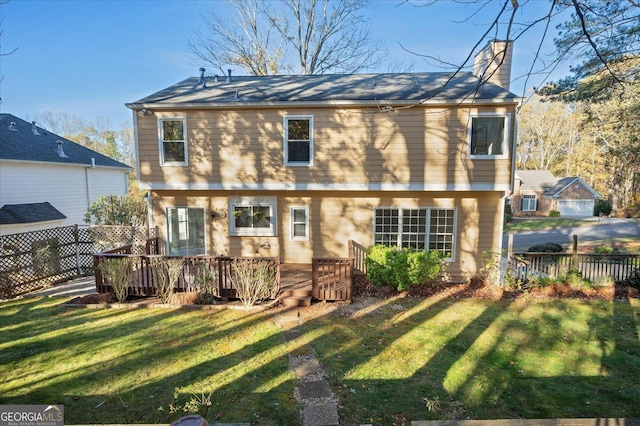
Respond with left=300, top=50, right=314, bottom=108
left=279, top=288, right=312, bottom=307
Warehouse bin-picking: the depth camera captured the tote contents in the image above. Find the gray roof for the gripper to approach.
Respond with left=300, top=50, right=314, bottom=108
left=0, top=114, right=130, bottom=169
left=127, top=72, right=519, bottom=108
left=0, top=202, right=66, bottom=225
left=515, top=170, right=557, bottom=191
left=546, top=176, right=601, bottom=198
left=516, top=170, right=600, bottom=198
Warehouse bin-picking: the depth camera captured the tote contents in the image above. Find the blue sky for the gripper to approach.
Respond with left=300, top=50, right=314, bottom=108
left=0, top=0, right=568, bottom=129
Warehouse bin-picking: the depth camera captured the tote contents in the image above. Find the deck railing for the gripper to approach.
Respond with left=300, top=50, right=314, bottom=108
left=312, top=257, right=353, bottom=301
left=511, top=252, right=640, bottom=283
left=348, top=239, right=368, bottom=275
left=93, top=253, right=281, bottom=298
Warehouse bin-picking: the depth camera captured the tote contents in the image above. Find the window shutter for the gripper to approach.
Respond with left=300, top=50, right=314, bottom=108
left=520, top=199, right=524, bottom=211
left=534, top=199, right=538, bottom=211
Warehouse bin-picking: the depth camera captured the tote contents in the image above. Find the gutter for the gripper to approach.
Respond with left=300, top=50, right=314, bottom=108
left=125, top=98, right=522, bottom=111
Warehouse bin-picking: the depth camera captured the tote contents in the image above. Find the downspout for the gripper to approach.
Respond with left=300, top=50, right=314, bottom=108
left=85, top=157, right=96, bottom=211
left=502, top=104, right=520, bottom=260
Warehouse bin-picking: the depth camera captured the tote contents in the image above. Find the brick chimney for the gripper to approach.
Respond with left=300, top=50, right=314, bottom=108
left=473, top=40, right=513, bottom=90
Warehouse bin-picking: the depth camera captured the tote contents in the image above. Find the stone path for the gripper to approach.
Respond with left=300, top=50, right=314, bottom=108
left=276, top=307, right=340, bottom=426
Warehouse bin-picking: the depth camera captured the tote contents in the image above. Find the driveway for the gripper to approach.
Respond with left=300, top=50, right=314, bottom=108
left=502, top=218, right=640, bottom=251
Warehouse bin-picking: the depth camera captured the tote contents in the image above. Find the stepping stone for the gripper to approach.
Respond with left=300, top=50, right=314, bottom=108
left=297, top=380, right=332, bottom=399
left=290, top=356, right=322, bottom=378
left=302, top=403, right=339, bottom=426
left=282, top=328, right=303, bottom=342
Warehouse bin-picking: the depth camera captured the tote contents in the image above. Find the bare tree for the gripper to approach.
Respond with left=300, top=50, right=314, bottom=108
left=188, top=0, right=385, bottom=75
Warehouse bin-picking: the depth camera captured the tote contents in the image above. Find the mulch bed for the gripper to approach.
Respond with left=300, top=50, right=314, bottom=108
left=68, top=276, right=639, bottom=307
left=351, top=274, right=639, bottom=301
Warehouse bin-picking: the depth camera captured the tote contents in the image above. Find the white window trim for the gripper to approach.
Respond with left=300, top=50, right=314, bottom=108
left=468, top=113, right=510, bottom=160
left=521, top=194, right=537, bottom=212
left=158, top=117, right=188, bottom=166
left=372, top=207, right=457, bottom=262
left=228, top=196, right=277, bottom=237
left=166, top=206, right=206, bottom=255
left=283, top=115, right=314, bottom=166
left=290, top=206, right=310, bottom=241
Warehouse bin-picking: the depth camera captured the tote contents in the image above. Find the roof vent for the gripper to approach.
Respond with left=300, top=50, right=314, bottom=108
left=226, top=69, right=232, bottom=83
left=56, top=140, right=68, bottom=158
left=197, top=67, right=206, bottom=88
left=31, top=121, right=40, bottom=135
left=214, top=75, right=219, bottom=83
left=9, top=122, right=17, bottom=131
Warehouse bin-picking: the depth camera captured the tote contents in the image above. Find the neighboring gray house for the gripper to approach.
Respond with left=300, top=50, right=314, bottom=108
left=511, top=170, right=601, bottom=217
left=0, top=113, right=131, bottom=235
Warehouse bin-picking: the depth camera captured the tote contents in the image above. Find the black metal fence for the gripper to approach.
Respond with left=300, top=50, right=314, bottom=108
left=511, top=252, right=640, bottom=283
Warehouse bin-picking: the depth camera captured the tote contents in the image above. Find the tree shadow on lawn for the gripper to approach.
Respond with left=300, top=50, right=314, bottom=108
left=297, top=291, right=640, bottom=424
left=0, top=299, right=301, bottom=425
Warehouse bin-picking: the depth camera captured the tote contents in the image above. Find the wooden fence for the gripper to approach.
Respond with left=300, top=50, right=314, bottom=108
left=312, top=258, right=353, bottom=301
left=94, top=252, right=281, bottom=299
left=511, top=252, right=640, bottom=283
left=1, top=225, right=157, bottom=297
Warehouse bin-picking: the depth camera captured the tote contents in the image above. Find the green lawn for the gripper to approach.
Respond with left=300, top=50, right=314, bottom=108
left=0, top=298, right=298, bottom=425
left=299, top=296, right=640, bottom=424
left=504, top=218, right=596, bottom=232
left=1, top=296, right=639, bottom=425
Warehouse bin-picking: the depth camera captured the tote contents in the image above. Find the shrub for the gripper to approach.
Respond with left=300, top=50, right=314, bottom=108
left=196, top=261, right=219, bottom=304
left=98, top=257, right=133, bottom=303
left=365, top=245, right=445, bottom=291
left=622, top=270, right=640, bottom=289
left=231, top=259, right=277, bottom=307
left=594, top=245, right=614, bottom=254
left=528, top=242, right=563, bottom=253
left=594, top=199, right=612, bottom=216
left=549, top=210, right=561, bottom=217
left=150, top=258, right=184, bottom=303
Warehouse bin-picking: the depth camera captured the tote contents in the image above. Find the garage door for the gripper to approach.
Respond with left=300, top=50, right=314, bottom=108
left=558, top=199, right=594, bottom=216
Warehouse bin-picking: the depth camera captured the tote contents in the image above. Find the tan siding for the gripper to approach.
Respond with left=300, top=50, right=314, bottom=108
left=137, top=105, right=515, bottom=188
left=150, top=190, right=504, bottom=279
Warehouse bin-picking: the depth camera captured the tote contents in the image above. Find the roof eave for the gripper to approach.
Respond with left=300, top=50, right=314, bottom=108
left=0, top=158, right=132, bottom=170
left=125, top=97, right=521, bottom=110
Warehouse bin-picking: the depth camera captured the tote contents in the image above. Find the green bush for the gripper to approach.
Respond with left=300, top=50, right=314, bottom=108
left=549, top=210, right=561, bottom=217
left=365, top=245, right=445, bottom=291
left=528, top=242, right=563, bottom=253
left=594, top=199, right=612, bottom=216
left=594, top=245, right=614, bottom=254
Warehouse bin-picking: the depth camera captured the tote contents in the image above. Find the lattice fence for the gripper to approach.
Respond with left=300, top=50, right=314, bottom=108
left=0, top=225, right=156, bottom=298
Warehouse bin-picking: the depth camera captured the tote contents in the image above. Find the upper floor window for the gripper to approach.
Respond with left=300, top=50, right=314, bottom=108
left=284, top=116, right=313, bottom=166
left=159, top=117, right=187, bottom=165
left=229, top=196, right=277, bottom=236
left=468, top=114, right=509, bottom=159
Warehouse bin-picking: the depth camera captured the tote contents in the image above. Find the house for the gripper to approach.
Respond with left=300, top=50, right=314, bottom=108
left=125, top=40, right=519, bottom=280
left=0, top=114, right=131, bottom=235
left=510, top=170, right=601, bottom=217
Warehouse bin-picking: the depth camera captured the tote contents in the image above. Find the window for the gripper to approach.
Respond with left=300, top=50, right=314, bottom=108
left=167, top=207, right=205, bottom=255
left=159, top=117, right=187, bottom=165
left=374, top=207, right=456, bottom=260
left=229, top=196, right=277, bottom=236
left=290, top=206, right=309, bottom=241
left=427, top=209, right=456, bottom=259
left=469, top=114, right=509, bottom=158
left=284, top=116, right=313, bottom=166
left=521, top=194, right=538, bottom=211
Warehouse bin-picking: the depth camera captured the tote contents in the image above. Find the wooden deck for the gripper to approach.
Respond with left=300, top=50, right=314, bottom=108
left=280, top=263, right=313, bottom=291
